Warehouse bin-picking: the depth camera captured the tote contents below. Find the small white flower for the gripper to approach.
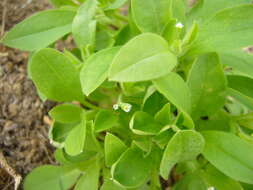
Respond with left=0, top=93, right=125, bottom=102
left=113, top=104, right=119, bottom=110
left=207, top=187, right=215, bottom=190
left=120, top=103, right=132, bottom=113
left=175, top=22, right=184, bottom=29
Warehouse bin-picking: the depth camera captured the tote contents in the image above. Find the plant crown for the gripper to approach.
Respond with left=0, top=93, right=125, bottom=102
left=2, top=0, right=253, bottom=189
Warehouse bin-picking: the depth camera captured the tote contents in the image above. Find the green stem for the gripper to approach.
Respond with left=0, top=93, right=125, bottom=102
left=114, top=12, right=128, bottom=23
left=80, top=99, right=99, bottom=110
left=150, top=169, right=161, bottom=190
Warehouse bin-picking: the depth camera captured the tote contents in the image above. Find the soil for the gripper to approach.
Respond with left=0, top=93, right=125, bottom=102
left=0, top=0, right=55, bottom=189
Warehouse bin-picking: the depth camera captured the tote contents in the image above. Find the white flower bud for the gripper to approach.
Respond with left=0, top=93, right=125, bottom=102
left=120, top=103, right=132, bottom=113
left=113, top=104, right=119, bottom=110
left=176, top=22, right=184, bottom=29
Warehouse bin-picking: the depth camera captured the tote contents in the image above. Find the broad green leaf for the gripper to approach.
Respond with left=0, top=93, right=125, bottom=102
left=187, top=53, right=227, bottom=119
left=201, top=131, right=253, bottom=184
left=187, top=0, right=252, bottom=24
left=188, top=5, right=253, bottom=55
left=162, top=19, right=179, bottom=45
left=65, top=115, right=86, bottom=156
left=49, top=0, right=76, bottom=7
left=130, top=111, right=163, bottom=135
left=196, top=110, right=231, bottom=132
left=154, top=103, right=171, bottom=125
left=200, top=164, right=243, bottom=190
left=24, top=165, right=80, bottom=190
left=227, top=75, right=253, bottom=100
left=153, top=73, right=194, bottom=128
left=133, top=139, right=152, bottom=154
left=29, top=48, right=83, bottom=102
left=112, top=145, right=152, bottom=188
left=131, top=0, right=171, bottom=33
left=64, top=49, right=82, bottom=65
left=105, top=0, right=128, bottom=10
left=72, top=0, right=97, bottom=48
left=236, top=112, right=253, bottom=130
left=84, top=121, right=100, bottom=152
left=50, top=122, right=77, bottom=143
left=153, top=129, right=174, bottom=149
left=101, top=180, right=125, bottom=190
left=228, top=88, right=253, bottom=110
left=74, top=160, right=100, bottom=190
left=80, top=47, right=120, bottom=96
left=182, top=22, right=199, bottom=47
left=1, top=10, right=75, bottom=51
left=174, top=172, right=207, bottom=190
left=220, top=50, right=253, bottom=79
left=227, top=75, right=253, bottom=109
left=49, top=104, right=83, bottom=123
left=142, top=87, right=168, bottom=116
left=95, top=29, right=115, bottom=51
left=105, top=133, right=127, bottom=167
left=109, top=33, right=177, bottom=82
left=160, top=130, right=204, bottom=179
left=171, top=0, right=187, bottom=23
left=54, top=149, right=72, bottom=165
left=242, top=183, right=253, bottom=190
left=94, top=109, right=118, bottom=132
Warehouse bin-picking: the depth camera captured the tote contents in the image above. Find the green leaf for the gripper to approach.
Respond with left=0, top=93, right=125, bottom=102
left=220, top=50, right=253, bottom=79
left=101, top=180, right=125, bottom=190
left=74, top=160, right=100, bottom=190
left=160, top=130, right=205, bottom=179
left=236, top=112, right=253, bottom=130
left=153, top=129, right=174, bottom=149
left=29, top=48, right=83, bottom=102
left=105, top=0, right=128, bottom=10
left=109, top=33, right=177, bottom=82
left=130, top=111, right=163, bottom=135
left=195, top=110, right=231, bottom=132
left=153, top=73, right=194, bottom=128
left=142, top=87, right=168, bottom=116
left=242, top=183, right=253, bottom=190
left=49, top=0, right=76, bottom=7
left=227, top=75, right=253, bottom=100
left=188, top=5, right=253, bottom=55
left=131, top=0, right=171, bottom=33
left=80, top=47, right=120, bottom=96
left=187, top=0, right=252, bottom=24
left=50, top=122, right=78, bottom=143
left=72, top=0, right=97, bottom=48
left=94, top=109, right=118, bottom=132
left=187, top=53, right=227, bottom=119
left=65, top=114, right=86, bottom=156
left=105, top=133, right=127, bottom=167
left=174, top=172, right=207, bottom=190
left=182, top=22, right=199, bottom=47
left=95, top=29, right=115, bottom=51
left=1, top=10, right=75, bottom=51
left=24, top=165, right=80, bottom=190
left=49, top=104, right=83, bottom=123
left=228, top=88, right=253, bottom=110
left=200, top=164, right=243, bottom=190
left=201, top=131, right=253, bottom=184
left=112, top=145, right=152, bottom=188
left=154, top=103, right=171, bottom=125
left=171, top=0, right=187, bottom=23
